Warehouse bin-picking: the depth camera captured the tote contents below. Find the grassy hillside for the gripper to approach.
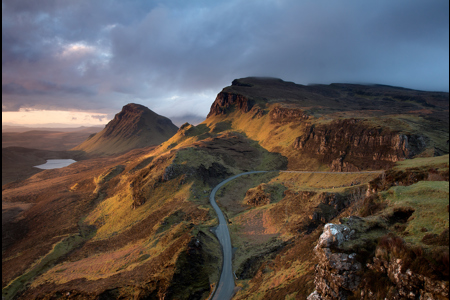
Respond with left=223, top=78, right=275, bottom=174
left=2, top=79, right=448, bottom=299
left=2, top=145, right=223, bottom=299
left=2, top=121, right=287, bottom=299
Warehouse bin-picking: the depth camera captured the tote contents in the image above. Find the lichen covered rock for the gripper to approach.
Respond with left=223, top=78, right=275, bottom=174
left=308, top=223, right=361, bottom=300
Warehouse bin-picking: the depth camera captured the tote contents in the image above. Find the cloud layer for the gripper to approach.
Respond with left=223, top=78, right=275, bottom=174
left=2, top=0, right=449, bottom=124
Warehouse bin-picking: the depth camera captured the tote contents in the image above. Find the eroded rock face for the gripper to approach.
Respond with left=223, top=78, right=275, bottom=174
left=365, top=255, right=449, bottom=299
left=293, top=119, right=427, bottom=170
left=308, top=223, right=361, bottom=300
left=309, top=219, right=449, bottom=300
left=207, top=92, right=254, bottom=117
left=269, top=106, right=309, bottom=123
left=165, top=232, right=214, bottom=300
left=244, top=186, right=271, bottom=206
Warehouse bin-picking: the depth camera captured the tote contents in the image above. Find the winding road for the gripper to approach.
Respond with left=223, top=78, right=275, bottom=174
left=209, top=169, right=384, bottom=300
left=209, top=171, right=268, bottom=300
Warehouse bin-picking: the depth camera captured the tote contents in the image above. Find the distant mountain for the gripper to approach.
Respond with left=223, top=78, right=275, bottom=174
left=73, top=103, right=178, bottom=156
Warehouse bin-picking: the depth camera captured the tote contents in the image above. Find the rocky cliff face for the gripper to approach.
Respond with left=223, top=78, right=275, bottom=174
left=205, top=78, right=445, bottom=171
left=269, top=106, right=309, bottom=123
left=307, top=223, right=361, bottom=300
left=365, top=253, right=449, bottom=299
left=207, top=92, right=254, bottom=118
left=293, top=119, right=428, bottom=171
left=308, top=219, right=449, bottom=300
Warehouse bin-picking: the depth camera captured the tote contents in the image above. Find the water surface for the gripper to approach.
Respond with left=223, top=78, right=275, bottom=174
left=34, top=159, right=77, bottom=169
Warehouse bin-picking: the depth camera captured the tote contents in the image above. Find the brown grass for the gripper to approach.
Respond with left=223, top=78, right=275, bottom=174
left=376, top=233, right=449, bottom=280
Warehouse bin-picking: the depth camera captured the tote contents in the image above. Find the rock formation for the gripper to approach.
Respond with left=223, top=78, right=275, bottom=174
left=207, top=92, right=254, bottom=118
left=206, top=77, right=448, bottom=171
left=307, top=223, right=361, bottom=300
left=293, top=119, right=428, bottom=171
left=308, top=218, right=449, bottom=300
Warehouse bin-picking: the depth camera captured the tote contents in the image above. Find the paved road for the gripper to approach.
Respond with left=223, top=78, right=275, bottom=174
left=208, top=169, right=384, bottom=299
left=209, top=171, right=268, bottom=300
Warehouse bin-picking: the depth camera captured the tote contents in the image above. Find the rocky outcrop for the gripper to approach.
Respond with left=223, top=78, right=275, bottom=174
left=297, top=186, right=367, bottom=232
left=207, top=92, right=254, bottom=118
left=307, top=223, right=361, bottom=300
left=249, top=105, right=265, bottom=119
left=244, top=184, right=271, bottom=206
left=365, top=256, right=449, bottom=299
left=308, top=219, right=450, bottom=300
left=269, top=106, right=309, bottom=123
left=330, top=156, right=360, bottom=172
left=293, top=119, right=427, bottom=170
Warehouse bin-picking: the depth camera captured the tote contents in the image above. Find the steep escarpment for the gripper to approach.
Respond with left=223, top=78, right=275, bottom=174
left=206, top=77, right=448, bottom=171
left=293, top=119, right=427, bottom=171
left=207, top=91, right=254, bottom=118
left=73, top=103, right=178, bottom=156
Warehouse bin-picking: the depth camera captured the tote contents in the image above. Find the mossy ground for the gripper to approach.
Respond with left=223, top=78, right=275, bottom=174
left=381, top=181, right=449, bottom=245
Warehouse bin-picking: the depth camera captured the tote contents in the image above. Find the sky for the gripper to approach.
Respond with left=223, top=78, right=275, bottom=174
left=2, top=0, right=449, bottom=127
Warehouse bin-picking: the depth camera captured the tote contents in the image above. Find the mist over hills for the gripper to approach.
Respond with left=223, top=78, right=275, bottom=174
left=2, top=78, right=449, bottom=300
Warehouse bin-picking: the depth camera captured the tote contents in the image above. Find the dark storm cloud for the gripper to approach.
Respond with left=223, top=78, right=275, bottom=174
left=3, top=81, right=95, bottom=96
left=2, top=83, right=33, bottom=95
left=2, top=0, right=448, bottom=123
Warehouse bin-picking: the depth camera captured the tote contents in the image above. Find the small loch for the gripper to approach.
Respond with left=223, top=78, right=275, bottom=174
left=34, top=159, right=77, bottom=170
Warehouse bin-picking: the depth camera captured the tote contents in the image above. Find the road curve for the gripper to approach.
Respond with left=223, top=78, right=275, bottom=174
left=208, top=169, right=384, bottom=299
left=209, top=171, right=268, bottom=300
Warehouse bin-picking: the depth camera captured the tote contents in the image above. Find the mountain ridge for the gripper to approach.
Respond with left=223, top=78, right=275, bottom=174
left=204, top=77, right=448, bottom=171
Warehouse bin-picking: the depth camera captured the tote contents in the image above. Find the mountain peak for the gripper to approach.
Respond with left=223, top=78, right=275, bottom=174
left=121, top=103, right=149, bottom=112
left=73, top=103, right=178, bottom=156
left=103, top=103, right=161, bottom=138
